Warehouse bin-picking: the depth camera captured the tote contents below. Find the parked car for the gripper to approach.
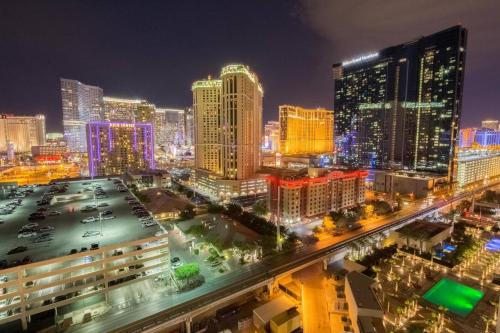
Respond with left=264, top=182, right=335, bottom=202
left=171, top=257, right=182, bottom=268
left=23, top=223, right=38, bottom=229
left=82, top=231, right=101, bottom=238
left=34, top=236, right=53, bottom=243
left=48, top=211, right=61, bottom=216
left=7, top=247, right=27, bottom=255
left=18, top=232, right=37, bottom=239
left=81, top=217, right=97, bottom=224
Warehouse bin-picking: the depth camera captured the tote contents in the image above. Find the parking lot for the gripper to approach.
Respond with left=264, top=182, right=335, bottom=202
left=0, top=178, right=163, bottom=266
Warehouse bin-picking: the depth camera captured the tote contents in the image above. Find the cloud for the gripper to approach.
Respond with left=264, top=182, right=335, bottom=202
left=298, top=0, right=500, bottom=67
left=297, top=0, right=500, bottom=126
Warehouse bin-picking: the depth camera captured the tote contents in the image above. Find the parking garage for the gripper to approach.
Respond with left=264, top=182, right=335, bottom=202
left=0, top=178, right=169, bottom=331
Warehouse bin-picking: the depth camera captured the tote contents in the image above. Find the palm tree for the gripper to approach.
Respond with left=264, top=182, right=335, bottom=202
left=410, top=293, right=420, bottom=315
left=437, top=306, right=447, bottom=332
left=373, top=265, right=381, bottom=282
left=404, top=299, right=412, bottom=319
left=481, top=314, right=492, bottom=333
left=388, top=258, right=396, bottom=276
left=396, top=306, right=404, bottom=326
left=398, top=226, right=416, bottom=249
left=414, top=230, right=429, bottom=254
left=394, top=275, right=402, bottom=293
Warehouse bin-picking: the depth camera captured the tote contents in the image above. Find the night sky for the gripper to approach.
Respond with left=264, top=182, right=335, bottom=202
left=1, top=0, right=499, bottom=132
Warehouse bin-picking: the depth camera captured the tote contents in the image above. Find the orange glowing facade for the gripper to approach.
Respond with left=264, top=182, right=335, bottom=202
left=0, top=164, right=80, bottom=185
left=279, top=105, right=334, bottom=155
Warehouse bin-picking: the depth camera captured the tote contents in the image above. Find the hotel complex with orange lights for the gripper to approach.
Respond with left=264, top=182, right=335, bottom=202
left=191, top=65, right=267, bottom=201
left=0, top=114, right=46, bottom=153
left=263, top=168, right=367, bottom=224
left=279, top=105, right=334, bottom=155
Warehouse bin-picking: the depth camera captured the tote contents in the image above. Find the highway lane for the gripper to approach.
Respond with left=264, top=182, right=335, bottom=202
left=68, top=181, right=499, bottom=333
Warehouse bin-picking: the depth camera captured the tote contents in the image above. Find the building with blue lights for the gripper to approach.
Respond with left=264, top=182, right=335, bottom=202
left=333, top=26, right=467, bottom=181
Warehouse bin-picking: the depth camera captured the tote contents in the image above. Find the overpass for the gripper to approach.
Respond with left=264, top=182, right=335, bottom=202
left=69, top=180, right=499, bottom=333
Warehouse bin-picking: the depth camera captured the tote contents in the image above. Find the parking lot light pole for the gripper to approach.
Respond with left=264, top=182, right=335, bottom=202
left=99, top=212, right=103, bottom=237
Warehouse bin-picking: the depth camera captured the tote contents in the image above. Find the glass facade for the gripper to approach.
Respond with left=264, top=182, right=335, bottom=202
left=61, top=78, right=103, bottom=152
left=333, top=26, right=467, bottom=180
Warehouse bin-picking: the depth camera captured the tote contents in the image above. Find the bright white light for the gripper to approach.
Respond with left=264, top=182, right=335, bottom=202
left=342, top=52, right=379, bottom=66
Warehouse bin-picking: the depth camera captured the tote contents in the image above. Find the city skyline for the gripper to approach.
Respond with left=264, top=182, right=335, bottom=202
left=1, top=1, right=499, bottom=132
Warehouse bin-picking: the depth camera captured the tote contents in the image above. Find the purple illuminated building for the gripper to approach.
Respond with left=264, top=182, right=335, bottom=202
left=87, top=121, right=155, bottom=176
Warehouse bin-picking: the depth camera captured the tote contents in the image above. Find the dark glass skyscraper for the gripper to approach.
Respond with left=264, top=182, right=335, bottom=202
left=333, top=26, right=467, bottom=181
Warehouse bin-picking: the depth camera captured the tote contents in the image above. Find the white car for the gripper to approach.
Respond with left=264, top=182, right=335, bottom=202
left=139, top=216, right=153, bottom=222
left=18, top=231, right=37, bottom=238
left=81, top=217, right=97, bottom=224
left=102, top=215, right=116, bottom=221
left=48, top=211, right=61, bottom=216
left=39, top=226, right=55, bottom=232
left=23, top=223, right=38, bottom=229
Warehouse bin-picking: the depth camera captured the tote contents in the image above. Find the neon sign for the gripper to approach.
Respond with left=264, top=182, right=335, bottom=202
left=342, top=52, right=379, bottom=66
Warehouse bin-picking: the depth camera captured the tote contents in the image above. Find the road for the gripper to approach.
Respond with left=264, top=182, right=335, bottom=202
left=294, top=263, right=330, bottom=333
left=67, top=180, right=500, bottom=333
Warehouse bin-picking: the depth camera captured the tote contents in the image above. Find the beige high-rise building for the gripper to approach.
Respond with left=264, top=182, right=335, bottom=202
left=103, top=97, right=155, bottom=123
left=192, top=78, right=222, bottom=174
left=481, top=119, right=499, bottom=131
left=103, top=97, right=142, bottom=122
left=279, top=105, right=334, bottom=155
left=192, top=64, right=266, bottom=200
left=220, top=65, right=263, bottom=179
left=0, top=114, right=46, bottom=153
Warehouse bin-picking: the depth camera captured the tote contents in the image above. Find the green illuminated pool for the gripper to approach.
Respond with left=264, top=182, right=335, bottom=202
left=423, top=278, right=484, bottom=317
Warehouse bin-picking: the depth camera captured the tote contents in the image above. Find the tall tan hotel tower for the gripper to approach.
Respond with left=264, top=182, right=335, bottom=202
left=192, top=64, right=266, bottom=201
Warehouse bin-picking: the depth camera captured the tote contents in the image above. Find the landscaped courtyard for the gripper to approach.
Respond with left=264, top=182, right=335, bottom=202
left=373, top=234, right=499, bottom=332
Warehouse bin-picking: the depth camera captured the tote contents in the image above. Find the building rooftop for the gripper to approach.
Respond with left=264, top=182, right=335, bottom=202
left=395, top=220, right=451, bottom=239
left=271, top=306, right=299, bottom=326
left=346, top=271, right=380, bottom=311
left=358, top=316, right=386, bottom=333
left=141, top=188, right=190, bottom=215
left=0, top=178, right=162, bottom=265
left=377, top=170, right=447, bottom=181
left=253, top=295, right=295, bottom=325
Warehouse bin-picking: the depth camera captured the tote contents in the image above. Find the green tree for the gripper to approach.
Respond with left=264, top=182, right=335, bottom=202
left=252, top=200, right=269, bottom=217
left=226, top=203, right=243, bottom=217
left=373, top=200, right=392, bottom=215
left=186, top=225, right=207, bottom=237
left=207, top=203, right=224, bottom=214
left=179, top=205, right=195, bottom=220
left=174, top=263, right=200, bottom=282
left=457, top=199, right=471, bottom=213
